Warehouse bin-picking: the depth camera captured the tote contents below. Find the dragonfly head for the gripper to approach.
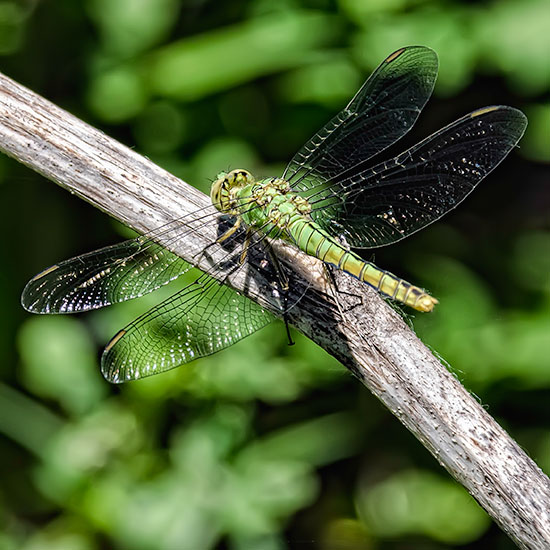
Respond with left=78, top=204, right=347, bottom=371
left=211, top=169, right=254, bottom=214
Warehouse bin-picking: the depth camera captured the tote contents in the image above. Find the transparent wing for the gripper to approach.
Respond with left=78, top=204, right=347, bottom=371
left=21, top=239, right=193, bottom=313
left=284, top=45, right=438, bottom=192
left=21, top=206, right=220, bottom=314
left=308, top=106, right=527, bottom=248
left=23, top=205, right=285, bottom=383
left=101, top=272, right=275, bottom=383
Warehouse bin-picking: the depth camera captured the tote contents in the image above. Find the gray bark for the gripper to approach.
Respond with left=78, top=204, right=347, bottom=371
left=1, top=70, right=549, bottom=549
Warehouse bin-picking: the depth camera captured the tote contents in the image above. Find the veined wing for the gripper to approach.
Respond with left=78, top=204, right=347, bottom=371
left=308, top=106, right=527, bottom=248
left=21, top=240, right=191, bottom=314
left=23, top=200, right=285, bottom=382
left=284, top=46, right=438, bottom=192
left=102, top=269, right=275, bottom=383
left=21, top=205, right=220, bottom=313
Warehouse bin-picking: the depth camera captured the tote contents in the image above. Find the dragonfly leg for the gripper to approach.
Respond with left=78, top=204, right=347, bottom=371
left=323, top=264, right=363, bottom=317
left=189, top=217, right=242, bottom=267
left=196, top=216, right=244, bottom=266
left=265, top=244, right=290, bottom=292
left=239, top=228, right=252, bottom=265
left=323, top=264, right=345, bottom=319
left=216, top=217, right=241, bottom=243
left=283, top=317, right=295, bottom=347
left=264, top=243, right=294, bottom=345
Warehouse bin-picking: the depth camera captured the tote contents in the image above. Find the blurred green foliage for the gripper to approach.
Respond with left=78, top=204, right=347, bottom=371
left=0, top=1, right=548, bottom=549
left=356, top=469, right=491, bottom=544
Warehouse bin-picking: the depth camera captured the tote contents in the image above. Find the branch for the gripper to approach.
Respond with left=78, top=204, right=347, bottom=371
left=1, top=71, right=549, bottom=549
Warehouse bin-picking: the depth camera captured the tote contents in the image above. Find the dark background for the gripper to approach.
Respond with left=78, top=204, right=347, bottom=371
left=0, top=1, right=549, bottom=549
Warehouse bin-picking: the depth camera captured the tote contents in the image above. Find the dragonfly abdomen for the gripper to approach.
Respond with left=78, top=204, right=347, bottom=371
left=289, top=219, right=438, bottom=312
left=357, top=261, right=438, bottom=312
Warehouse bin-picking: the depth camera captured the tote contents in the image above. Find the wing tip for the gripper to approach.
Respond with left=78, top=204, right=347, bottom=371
left=385, top=45, right=438, bottom=66
left=470, top=104, right=528, bottom=121
left=21, top=264, right=61, bottom=313
left=105, top=329, right=126, bottom=353
left=469, top=105, right=528, bottom=141
left=385, top=47, right=406, bottom=63
left=30, top=264, right=60, bottom=281
left=102, top=329, right=127, bottom=384
left=470, top=106, right=500, bottom=117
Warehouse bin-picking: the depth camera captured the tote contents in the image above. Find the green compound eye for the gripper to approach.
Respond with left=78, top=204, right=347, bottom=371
left=210, top=169, right=254, bottom=213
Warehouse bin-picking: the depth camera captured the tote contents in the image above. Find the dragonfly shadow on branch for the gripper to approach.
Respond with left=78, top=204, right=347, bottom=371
left=211, top=212, right=343, bottom=344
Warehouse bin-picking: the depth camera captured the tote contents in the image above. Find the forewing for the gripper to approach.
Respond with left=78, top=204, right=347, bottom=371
left=284, top=46, right=438, bottom=192
left=21, top=238, right=192, bottom=313
left=101, top=274, right=275, bottom=383
left=310, top=106, right=527, bottom=248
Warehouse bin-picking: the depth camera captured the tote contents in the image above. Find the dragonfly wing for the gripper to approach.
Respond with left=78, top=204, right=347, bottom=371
left=21, top=238, right=192, bottom=313
left=21, top=204, right=224, bottom=313
left=101, top=273, right=275, bottom=383
left=284, top=46, right=438, bottom=191
left=309, top=106, right=527, bottom=248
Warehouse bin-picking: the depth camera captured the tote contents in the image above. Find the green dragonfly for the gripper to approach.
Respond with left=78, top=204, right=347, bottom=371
left=22, top=46, right=527, bottom=383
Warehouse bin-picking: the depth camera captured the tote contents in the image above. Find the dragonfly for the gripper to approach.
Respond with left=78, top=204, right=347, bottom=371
left=22, top=46, right=527, bottom=383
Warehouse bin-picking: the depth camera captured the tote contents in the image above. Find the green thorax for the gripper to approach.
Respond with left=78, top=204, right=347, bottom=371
left=237, top=178, right=311, bottom=236
left=211, top=169, right=313, bottom=241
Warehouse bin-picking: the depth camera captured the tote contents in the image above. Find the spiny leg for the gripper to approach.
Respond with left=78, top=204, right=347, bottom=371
left=323, top=264, right=363, bottom=318
left=216, top=216, right=241, bottom=243
left=264, top=243, right=294, bottom=346
left=239, top=227, right=252, bottom=265
left=198, top=216, right=242, bottom=262
left=328, top=234, right=364, bottom=311
left=265, top=242, right=290, bottom=292
left=323, top=264, right=345, bottom=320
left=283, top=315, right=295, bottom=347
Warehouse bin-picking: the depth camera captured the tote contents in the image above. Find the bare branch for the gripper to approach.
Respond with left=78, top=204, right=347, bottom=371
left=1, top=71, right=549, bottom=549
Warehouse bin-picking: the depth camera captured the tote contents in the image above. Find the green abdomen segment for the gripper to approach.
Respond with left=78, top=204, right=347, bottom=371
left=289, top=219, right=438, bottom=312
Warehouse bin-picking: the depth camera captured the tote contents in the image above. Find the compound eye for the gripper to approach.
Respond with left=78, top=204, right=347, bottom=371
left=229, top=169, right=252, bottom=185
left=210, top=176, right=225, bottom=209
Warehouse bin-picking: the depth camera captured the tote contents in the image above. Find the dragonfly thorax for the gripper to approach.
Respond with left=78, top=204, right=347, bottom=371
left=211, top=171, right=312, bottom=231
left=211, top=169, right=254, bottom=215
left=239, top=177, right=312, bottom=234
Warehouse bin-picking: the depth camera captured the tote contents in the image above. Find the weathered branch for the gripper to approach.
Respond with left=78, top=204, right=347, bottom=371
left=1, top=71, right=549, bottom=549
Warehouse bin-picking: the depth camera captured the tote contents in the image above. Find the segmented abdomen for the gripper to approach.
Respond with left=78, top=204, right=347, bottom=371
left=287, top=218, right=438, bottom=312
